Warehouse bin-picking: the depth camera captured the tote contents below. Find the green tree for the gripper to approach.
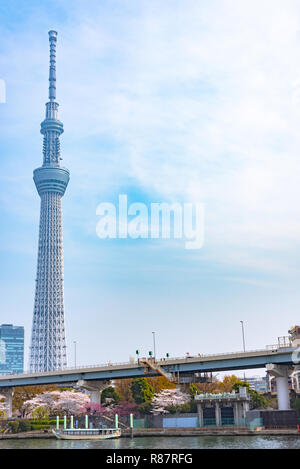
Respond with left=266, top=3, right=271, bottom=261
left=138, top=401, right=153, bottom=415
left=232, top=379, right=249, bottom=393
left=189, top=383, right=199, bottom=399
left=8, top=420, right=19, bottom=433
left=101, top=386, right=121, bottom=405
left=130, top=378, right=154, bottom=404
left=163, top=401, right=197, bottom=414
left=31, top=406, right=49, bottom=420
left=249, top=389, right=268, bottom=409
left=232, top=379, right=267, bottom=409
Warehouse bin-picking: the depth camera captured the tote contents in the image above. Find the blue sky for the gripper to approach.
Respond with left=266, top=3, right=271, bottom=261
left=1, top=0, right=300, bottom=374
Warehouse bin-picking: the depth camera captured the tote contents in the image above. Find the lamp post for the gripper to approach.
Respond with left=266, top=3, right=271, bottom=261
left=152, top=332, right=156, bottom=361
left=240, top=321, right=246, bottom=353
left=240, top=321, right=246, bottom=381
left=74, top=341, right=77, bottom=368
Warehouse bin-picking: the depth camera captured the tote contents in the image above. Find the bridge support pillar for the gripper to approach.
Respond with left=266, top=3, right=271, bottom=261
left=215, top=402, right=221, bottom=426
left=89, top=390, right=100, bottom=405
left=75, top=380, right=110, bottom=406
left=233, top=402, right=239, bottom=426
left=197, top=403, right=204, bottom=427
left=1, top=387, right=14, bottom=418
left=276, top=376, right=290, bottom=411
left=266, top=364, right=292, bottom=410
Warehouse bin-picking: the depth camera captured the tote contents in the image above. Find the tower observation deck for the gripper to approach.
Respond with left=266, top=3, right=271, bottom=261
left=29, top=31, right=69, bottom=372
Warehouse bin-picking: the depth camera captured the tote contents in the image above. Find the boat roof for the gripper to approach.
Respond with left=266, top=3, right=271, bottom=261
left=61, top=428, right=118, bottom=431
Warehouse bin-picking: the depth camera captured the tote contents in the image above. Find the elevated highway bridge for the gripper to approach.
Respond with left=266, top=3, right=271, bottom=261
left=0, top=346, right=298, bottom=415
left=0, top=346, right=297, bottom=387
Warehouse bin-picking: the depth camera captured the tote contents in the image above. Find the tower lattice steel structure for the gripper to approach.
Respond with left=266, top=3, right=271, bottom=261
left=29, top=31, right=69, bottom=372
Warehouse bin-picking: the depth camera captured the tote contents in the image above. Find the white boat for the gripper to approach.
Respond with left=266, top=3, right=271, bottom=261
left=52, top=427, right=122, bottom=440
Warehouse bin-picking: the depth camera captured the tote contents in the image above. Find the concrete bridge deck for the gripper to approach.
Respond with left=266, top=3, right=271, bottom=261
left=0, top=346, right=297, bottom=388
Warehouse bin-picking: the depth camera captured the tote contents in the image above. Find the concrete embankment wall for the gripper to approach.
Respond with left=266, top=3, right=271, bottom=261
left=1, top=428, right=300, bottom=440
left=246, top=410, right=300, bottom=428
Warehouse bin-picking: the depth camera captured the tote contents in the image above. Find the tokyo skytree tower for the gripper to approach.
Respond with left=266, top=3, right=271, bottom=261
left=29, top=31, right=69, bottom=372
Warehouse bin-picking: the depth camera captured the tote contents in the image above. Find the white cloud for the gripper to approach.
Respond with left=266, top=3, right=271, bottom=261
left=2, top=0, right=300, bottom=276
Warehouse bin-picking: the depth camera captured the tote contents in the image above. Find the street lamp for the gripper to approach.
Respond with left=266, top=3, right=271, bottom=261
left=240, top=321, right=246, bottom=381
left=74, top=341, right=77, bottom=368
left=152, top=332, right=156, bottom=361
left=240, top=321, right=246, bottom=353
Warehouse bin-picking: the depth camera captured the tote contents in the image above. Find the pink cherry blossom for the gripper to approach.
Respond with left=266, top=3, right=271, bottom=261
left=151, top=389, right=190, bottom=415
left=22, top=390, right=90, bottom=417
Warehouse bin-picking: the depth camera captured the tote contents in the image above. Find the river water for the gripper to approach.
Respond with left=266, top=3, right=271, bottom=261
left=0, top=436, right=300, bottom=449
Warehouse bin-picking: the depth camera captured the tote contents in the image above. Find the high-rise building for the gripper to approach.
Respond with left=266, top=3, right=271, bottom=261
left=29, top=31, right=69, bottom=372
left=236, top=375, right=269, bottom=394
left=0, top=324, right=24, bottom=375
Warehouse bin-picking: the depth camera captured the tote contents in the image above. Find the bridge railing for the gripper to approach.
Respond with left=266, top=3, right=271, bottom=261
left=0, top=345, right=294, bottom=380
left=0, top=360, right=137, bottom=379
left=161, top=347, right=283, bottom=362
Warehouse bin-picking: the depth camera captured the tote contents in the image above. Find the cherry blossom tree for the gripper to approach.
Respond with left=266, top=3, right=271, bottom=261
left=22, top=390, right=90, bottom=417
left=53, top=390, right=90, bottom=416
left=151, top=389, right=190, bottom=415
left=110, top=401, right=138, bottom=416
left=79, top=402, right=107, bottom=416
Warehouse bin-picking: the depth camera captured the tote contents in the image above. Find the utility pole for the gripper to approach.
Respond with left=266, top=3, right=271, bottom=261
left=240, top=321, right=246, bottom=381
left=74, top=341, right=77, bottom=368
left=152, top=332, right=156, bottom=361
